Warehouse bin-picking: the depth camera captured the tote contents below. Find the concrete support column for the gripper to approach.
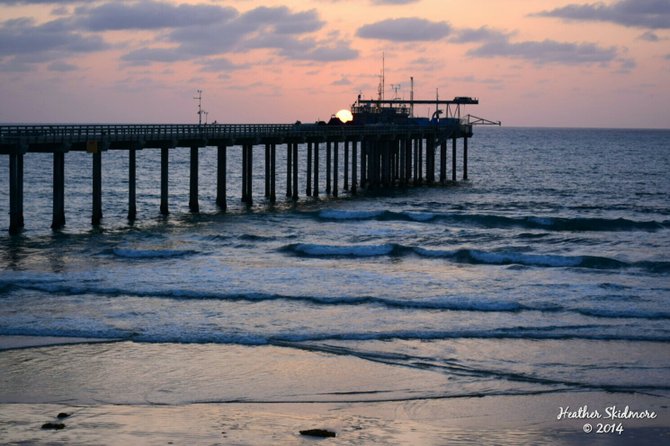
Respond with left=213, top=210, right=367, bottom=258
left=418, top=138, right=424, bottom=183
left=242, top=144, right=253, bottom=206
left=247, top=145, right=253, bottom=205
left=333, top=141, right=339, bottom=197
left=344, top=140, right=349, bottom=191
left=264, top=144, right=271, bottom=198
left=189, top=146, right=199, bottom=213
left=351, top=140, right=358, bottom=194
left=440, top=139, right=447, bottom=184
left=128, top=148, right=137, bottom=221
left=427, top=138, right=435, bottom=184
left=360, top=140, right=367, bottom=188
left=402, top=140, right=407, bottom=184
left=270, top=143, right=276, bottom=203
left=406, top=138, right=412, bottom=183
left=306, top=142, right=312, bottom=197
left=51, top=151, right=66, bottom=229
left=217, top=145, right=227, bottom=210
left=292, top=142, right=299, bottom=201
left=9, top=152, right=25, bottom=234
left=463, top=137, right=468, bottom=181
left=326, top=141, right=331, bottom=195
left=92, top=150, right=102, bottom=225
left=452, top=137, right=457, bottom=182
left=381, top=141, right=390, bottom=187
left=412, top=139, right=419, bottom=185
left=160, top=147, right=169, bottom=215
left=286, top=144, right=292, bottom=198
left=313, top=142, right=319, bottom=197
left=241, top=145, right=247, bottom=203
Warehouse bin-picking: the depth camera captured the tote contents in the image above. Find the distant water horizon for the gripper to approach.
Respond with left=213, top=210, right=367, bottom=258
left=1, top=126, right=669, bottom=404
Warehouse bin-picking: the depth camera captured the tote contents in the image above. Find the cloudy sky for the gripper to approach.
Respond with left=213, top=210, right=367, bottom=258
left=1, top=0, right=668, bottom=127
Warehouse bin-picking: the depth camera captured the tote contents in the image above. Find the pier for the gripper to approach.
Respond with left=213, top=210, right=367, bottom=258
left=1, top=107, right=494, bottom=234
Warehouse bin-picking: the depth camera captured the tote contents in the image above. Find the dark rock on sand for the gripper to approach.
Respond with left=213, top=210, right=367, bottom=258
left=41, top=422, right=65, bottom=430
left=299, top=428, right=336, bottom=438
left=57, top=412, right=70, bottom=419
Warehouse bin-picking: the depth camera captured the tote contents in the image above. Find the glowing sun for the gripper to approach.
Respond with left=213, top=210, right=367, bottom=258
left=335, top=109, right=353, bottom=123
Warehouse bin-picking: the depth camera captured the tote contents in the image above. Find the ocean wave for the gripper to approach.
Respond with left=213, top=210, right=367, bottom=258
left=4, top=280, right=668, bottom=323
left=575, top=308, right=670, bottom=320
left=317, top=209, right=386, bottom=220
left=314, top=208, right=669, bottom=232
left=282, top=242, right=665, bottom=273
left=3, top=325, right=668, bottom=346
left=284, top=243, right=398, bottom=257
left=111, top=248, right=198, bottom=259
left=1, top=281, right=526, bottom=312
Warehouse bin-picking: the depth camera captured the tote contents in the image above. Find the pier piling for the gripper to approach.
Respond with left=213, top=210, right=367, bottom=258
left=463, top=137, right=468, bottom=181
left=351, top=140, right=358, bottom=194
left=189, top=146, right=199, bottom=213
left=51, top=151, right=65, bottom=229
left=160, top=147, right=169, bottom=215
left=306, top=142, right=312, bottom=197
left=452, top=137, right=457, bottom=182
left=217, top=145, right=227, bottom=210
left=344, top=140, right=349, bottom=191
left=326, top=141, right=332, bottom=195
left=9, top=152, right=24, bottom=234
left=440, top=139, right=447, bottom=184
left=264, top=144, right=270, bottom=199
left=92, top=150, right=102, bottom=225
left=313, top=142, right=319, bottom=197
left=333, top=141, right=339, bottom=197
left=286, top=144, right=292, bottom=198
left=270, top=143, right=276, bottom=203
left=128, top=148, right=137, bottom=221
left=292, top=142, right=299, bottom=201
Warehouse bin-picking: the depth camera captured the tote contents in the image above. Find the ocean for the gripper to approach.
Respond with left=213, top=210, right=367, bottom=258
left=0, top=127, right=669, bottom=420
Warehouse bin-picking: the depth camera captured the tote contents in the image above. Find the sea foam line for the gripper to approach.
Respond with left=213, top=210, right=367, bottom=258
left=282, top=243, right=669, bottom=272
left=2, top=325, right=669, bottom=346
left=3, top=280, right=669, bottom=321
left=314, top=209, right=669, bottom=232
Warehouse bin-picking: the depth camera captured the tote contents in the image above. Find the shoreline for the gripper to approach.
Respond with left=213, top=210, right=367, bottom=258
left=1, top=337, right=668, bottom=444
left=0, top=335, right=118, bottom=351
left=2, top=394, right=668, bottom=445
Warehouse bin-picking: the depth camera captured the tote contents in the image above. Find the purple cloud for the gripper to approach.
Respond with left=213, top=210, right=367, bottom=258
left=357, top=17, right=451, bottom=41
left=467, top=39, right=618, bottom=65
left=534, top=0, right=670, bottom=29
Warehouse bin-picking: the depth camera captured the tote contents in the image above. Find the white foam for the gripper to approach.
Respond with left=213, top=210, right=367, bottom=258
left=404, top=212, right=436, bottom=222
left=112, top=248, right=196, bottom=259
left=319, top=209, right=384, bottom=220
left=293, top=243, right=394, bottom=257
left=468, top=250, right=582, bottom=267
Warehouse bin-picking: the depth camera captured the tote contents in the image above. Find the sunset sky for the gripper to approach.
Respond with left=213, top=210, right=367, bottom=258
left=1, top=0, right=668, bottom=128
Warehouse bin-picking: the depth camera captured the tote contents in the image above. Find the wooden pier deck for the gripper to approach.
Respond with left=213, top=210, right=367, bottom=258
left=1, top=122, right=473, bottom=234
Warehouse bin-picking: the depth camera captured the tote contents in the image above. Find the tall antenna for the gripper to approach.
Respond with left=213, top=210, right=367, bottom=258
left=410, top=77, right=414, bottom=118
left=194, top=89, right=203, bottom=125
left=382, top=52, right=385, bottom=101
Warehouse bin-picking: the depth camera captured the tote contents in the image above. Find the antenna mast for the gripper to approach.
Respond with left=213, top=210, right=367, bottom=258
left=410, top=77, right=414, bottom=118
left=382, top=52, right=385, bottom=101
left=194, top=89, right=204, bottom=125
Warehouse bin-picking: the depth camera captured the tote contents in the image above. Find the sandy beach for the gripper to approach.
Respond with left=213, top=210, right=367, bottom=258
left=1, top=337, right=668, bottom=445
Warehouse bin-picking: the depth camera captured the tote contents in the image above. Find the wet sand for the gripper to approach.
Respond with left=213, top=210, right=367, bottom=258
left=1, top=337, right=668, bottom=445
